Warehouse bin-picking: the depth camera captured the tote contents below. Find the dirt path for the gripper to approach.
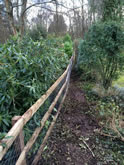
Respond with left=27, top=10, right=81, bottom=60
left=39, top=76, right=99, bottom=165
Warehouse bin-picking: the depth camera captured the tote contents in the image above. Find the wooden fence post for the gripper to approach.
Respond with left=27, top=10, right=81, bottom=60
left=12, top=116, right=27, bottom=165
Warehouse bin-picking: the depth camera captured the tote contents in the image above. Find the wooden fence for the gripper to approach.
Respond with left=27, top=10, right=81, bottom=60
left=0, top=55, right=75, bottom=165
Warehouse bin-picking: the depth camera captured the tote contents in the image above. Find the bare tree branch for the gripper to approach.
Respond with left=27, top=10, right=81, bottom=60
left=33, top=5, right=68, bottom=16
left=22, top=0, right=55, bottom=15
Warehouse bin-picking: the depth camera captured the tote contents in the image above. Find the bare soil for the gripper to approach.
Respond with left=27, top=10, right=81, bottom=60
left=39, top=76, right=100, bottom=165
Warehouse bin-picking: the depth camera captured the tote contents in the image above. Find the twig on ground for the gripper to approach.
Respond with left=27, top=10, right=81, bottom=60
left=111, top=114, right=124, bottom=142
left=82, top=138, right=95, bottom=157
left=95, top=128, right=124, bottom=142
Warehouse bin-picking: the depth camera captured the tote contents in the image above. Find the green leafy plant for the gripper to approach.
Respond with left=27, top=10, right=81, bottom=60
left=63, top=34, right=73, bottom=57
left=85, top=85, right=124, bottom=163
left=78, top=21, right=124, bottom=89
left=102, top=0, right=124, bottom=22
left=28, top=24, right=47, bottom=41
left=0, top=35, right=69, bottom=133
left=64, top=41, right=73, bottom=57
left=63, top=33, right=72, bottom=43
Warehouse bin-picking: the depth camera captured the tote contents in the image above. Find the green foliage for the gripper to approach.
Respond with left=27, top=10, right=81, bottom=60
left=63, top=33, right=72, bottom=43
left=84, top=82, right=124, bottom=163
left=102, top=0, right=124, bottom=22
left=79, top=81, right=94, bottom=92
left=78, top=1, right=124, bottom=162
left=78, top=21, right=124, bottom=89
left=96, top=98, right=124, bottom=162
left=64, top=41, right=73, bottom=57
left=63, top=34, right=73, bottom=57
left=0, top=35, right=69, bottom=132
left=96, top=99, right=119, bottom=120
left=28, top=24, right=47, bottom=41
left=0, top=112, right=12, bottom=132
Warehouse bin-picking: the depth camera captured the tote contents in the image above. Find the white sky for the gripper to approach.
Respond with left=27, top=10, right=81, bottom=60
left=27, top=0, right=88, bottom=26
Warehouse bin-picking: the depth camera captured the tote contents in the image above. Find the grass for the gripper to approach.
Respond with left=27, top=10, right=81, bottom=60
left=113, top=73, right=124, bottom=87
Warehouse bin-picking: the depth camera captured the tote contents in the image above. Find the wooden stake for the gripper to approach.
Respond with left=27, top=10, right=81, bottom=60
left=12, top=116, right=27, bottom=165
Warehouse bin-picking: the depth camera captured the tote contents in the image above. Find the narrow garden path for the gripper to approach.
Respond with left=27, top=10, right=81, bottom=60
left=39, top=73, right=99, bottom=165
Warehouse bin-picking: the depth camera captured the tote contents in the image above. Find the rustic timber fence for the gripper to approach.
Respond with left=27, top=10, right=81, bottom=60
left=0, top=55, right=75, bottom=165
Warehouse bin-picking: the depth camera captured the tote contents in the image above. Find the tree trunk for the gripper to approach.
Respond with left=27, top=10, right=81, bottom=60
left=16, top=0, right=20, bottom=21
left=55, top=0, right=59, bottom=36
left=20, top=0, right=27, bottom=36
left=5, top=0, right=17, bottom=35
left=81, top=0, right=85, bottom=38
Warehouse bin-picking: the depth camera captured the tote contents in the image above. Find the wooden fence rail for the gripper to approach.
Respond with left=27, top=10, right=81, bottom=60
left=0, top=55, right=74, bottom=165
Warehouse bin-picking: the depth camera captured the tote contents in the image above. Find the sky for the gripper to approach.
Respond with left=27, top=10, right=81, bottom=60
left=27, top=0, right=88, bottom=27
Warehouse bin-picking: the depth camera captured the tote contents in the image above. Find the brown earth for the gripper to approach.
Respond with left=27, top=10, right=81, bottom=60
left=38, top=76, right=100, bottom=165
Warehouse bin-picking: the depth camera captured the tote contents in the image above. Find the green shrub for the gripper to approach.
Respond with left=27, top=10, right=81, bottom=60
left=78, top=21, right=124, bottom=89
left=63, top=34, right=73, bottom=57
left=0, top=35, right=69, bottom=132
left=63, top=33, right=72, bottom=43
left=64, top=41, right=73, bottom=57
left=28, top=24, right=47, bottom=41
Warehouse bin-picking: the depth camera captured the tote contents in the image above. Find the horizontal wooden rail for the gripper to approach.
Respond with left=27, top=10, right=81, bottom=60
left=0, top=118, right=24, bottom=161
left=0, top=55, right=74, bottom=162
left=32, top=60, right=72, bottom=165
left=16, top=81, right=67, bottom=165
left=0, top=65, right=69, bottom=161
left=32, top=80, right=70, bottom=165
